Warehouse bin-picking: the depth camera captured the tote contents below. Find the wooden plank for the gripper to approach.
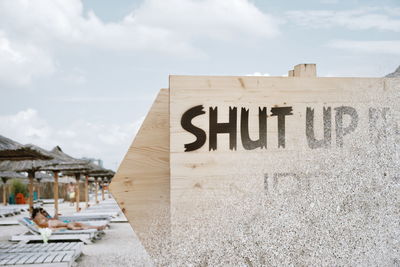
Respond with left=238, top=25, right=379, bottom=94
left=49, top=243, right=64, bottom=252
left=54, top=172, right=59, bottom=218
left=63, top=243, right=76, bottom=251
left=21, top=253, right=40, bottom=264
left=15, top=253, right=35, bottom=265
left=52, top=252, right=67, bottom=263
left=0, top=254, right=14, bottom=264
left=10, top=233, right=92, bottom=244
left=0, top=254, right=10, bottom=261
left=0, top=243, right=12, bottom=249
left=110, top=89, right=170, bottom=259
left=4, top=253, right=22, bottom=265
left=294, top=63, right=316, bottom=77
left=56, top=243, right=69, bottom=251
left=43, top=252, right=58, bottom=263
left=62, top=252, right=73, bottom=262
left=34, top=252, right=49, bottom=264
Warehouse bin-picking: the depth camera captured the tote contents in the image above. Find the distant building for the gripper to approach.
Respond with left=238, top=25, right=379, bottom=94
left=81, top=157, right=103, bottom=167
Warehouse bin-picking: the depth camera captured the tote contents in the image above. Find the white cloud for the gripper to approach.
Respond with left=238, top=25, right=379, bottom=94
left=287, top=7, right=400, bottom=32
left=0, top=109, right=142, bottom=169
left=0, top=0, right=280, bottom=87
left=328, top=40, right=400, bottom=55
left=0, top=31, right=55, bottom=87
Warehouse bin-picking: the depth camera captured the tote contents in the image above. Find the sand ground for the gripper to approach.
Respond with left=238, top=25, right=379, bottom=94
left=0, top=195, right=153, bottom=266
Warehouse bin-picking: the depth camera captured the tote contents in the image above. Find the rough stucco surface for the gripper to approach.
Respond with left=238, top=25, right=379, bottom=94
left=159, top=147, right=400, bottom=266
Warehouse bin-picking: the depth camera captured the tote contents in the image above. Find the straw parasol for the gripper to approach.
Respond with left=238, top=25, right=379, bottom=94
left=0, top=144, right=88, bottom=213
left=39, top=146, right=92, bottom=215
left=64, top=164, right=114, bottom=205
left=0, top=171, right=26, bottom=205
left=0, top=145, right=60, bottom=212
left=64, top=162, right=103, bottom=207
left=86, top=168, right=115, bottom=202
left=0, top=135, right=53, bottom=161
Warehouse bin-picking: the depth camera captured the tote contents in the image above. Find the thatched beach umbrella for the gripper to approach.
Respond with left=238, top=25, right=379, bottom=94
left=0, top=135, right=53, bottom=161
left=0, top=171, right=26, bottom=205
left=65, top=163, right=107, bottom=207
left=87, top=169, right=115, bottom=202
left=40, top=146, right=91, bottom=215
left=0, top=144, right=88, bottom=212
left=0, top=150, right=58, bottom=212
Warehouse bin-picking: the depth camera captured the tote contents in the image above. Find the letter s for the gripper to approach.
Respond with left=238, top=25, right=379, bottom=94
left=181, top=105, right=206, bottom=152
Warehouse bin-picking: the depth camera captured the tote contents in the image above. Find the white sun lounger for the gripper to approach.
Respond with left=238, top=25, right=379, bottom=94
left=10, top=218, right=104, bottom=244
left=0, top=208, right=20, bottom=218
left=2, top=205, right=29, bottom=212
left=0, top=242, right=83, bottom=267
left=38, top=199, right=64, bottom=205
left=57, top=218, right=109, bottom=227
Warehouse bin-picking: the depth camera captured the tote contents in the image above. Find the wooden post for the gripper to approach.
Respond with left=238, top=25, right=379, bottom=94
left=95, top=177, right=99, bottom=204
left=2, top=183, right=6, bottom=205
left=75, top=173, right=80, bottom=212
left=101, top=178, right=105, bottom=201
left=28, top=171, right=34, bottom=214
left=108, top=178, right=112, bottom=199
left=53, top=171, right=59, bottom=218
left=2, top=177, right=7, bottom=205
left=7, top=185, right=11, bottom=203
left=36, top=179, right=41, bottom=200
left=85, top=175, right=89, bottom=208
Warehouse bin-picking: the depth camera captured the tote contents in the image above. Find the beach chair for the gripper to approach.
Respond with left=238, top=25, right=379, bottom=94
left=0, top=242, right=82, bottom=267
left=10, top=218, right=104, bottom=244
left=38, top=199, right=64, bottom=205
left=58, top=215, right=111, bottom=224
left=0, top=208, right=20, bottom=218
left=4, top=205, right=30, bottom=212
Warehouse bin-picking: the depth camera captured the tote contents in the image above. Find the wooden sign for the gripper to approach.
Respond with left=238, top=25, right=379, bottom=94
left=110, top=65, right=400, bottom=265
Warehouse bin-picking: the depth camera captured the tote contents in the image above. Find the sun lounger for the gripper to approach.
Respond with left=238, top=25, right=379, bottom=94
left=0, top=221, right=19, bottom=226
left=58, top=215, right=111, bottom=223
left=74, top=211, right=119, bottom=217
left=0, top=242, right=82, bottom=267
left=10, top=218, right=104, bottom=244
left=38, top=199, right=64, bottom=205
left=57, top=218, right=109, bottom=227
left=0, top=208, right=20, bottom=218
left=2, top=205, right=29, bottom=212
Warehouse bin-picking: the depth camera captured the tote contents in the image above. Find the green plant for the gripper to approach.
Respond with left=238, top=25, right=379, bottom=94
left=10, top=179, right=28, bottom=197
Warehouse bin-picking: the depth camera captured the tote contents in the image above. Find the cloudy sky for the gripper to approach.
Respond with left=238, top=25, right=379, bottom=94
left=0, top=0, right=399, bottom=169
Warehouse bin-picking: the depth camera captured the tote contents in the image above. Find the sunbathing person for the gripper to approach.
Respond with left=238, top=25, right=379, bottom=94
left=31, top=208, right=106, bottom=230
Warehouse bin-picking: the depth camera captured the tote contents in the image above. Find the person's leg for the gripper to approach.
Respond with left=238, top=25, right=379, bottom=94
left=67, top=222, right=106, bottom=230
left=48, top=220, right=68, bottom=229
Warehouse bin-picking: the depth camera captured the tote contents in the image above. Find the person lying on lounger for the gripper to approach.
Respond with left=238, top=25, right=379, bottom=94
left=31, top=208, right=106, bottom=230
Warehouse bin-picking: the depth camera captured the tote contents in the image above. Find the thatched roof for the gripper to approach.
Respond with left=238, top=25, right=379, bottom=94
left=40, top=146, right=91, bottom=173
left=88, top=168, right=115, bottom=178
left=0, top=145, right=88, bottom=173
left=0, top=171, right=26, bottom=182
left=0, top=143, right=110, bottom=181
left=0, top=135, right=53, bottom=161
left=0, top=157, right=56, bottom=172
left=63, top=162, right=114, bottom=179
left=50, top=146, right=88, bottom=164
